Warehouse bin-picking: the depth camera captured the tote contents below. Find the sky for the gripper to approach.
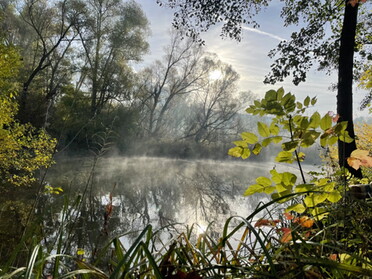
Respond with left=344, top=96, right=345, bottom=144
left=136, top=0, right=370, bottom=118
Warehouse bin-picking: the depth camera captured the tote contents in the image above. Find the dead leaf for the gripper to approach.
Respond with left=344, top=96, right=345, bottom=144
left=283, top=212, right=295, bottom=220
left=348, top=149, right=372, bottom=169
left=254, top=218, right=279, bottom=227
left=347, top=157, right=362, bottom=170
left=329, top=254, right=338, bottom=261
left=279, top=227, right=292, bottom=243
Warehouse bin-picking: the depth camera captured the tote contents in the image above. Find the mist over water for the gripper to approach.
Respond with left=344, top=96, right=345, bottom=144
left=48, top=156, right=273, bottom=224
left=31, top=155, right=317, bottom=259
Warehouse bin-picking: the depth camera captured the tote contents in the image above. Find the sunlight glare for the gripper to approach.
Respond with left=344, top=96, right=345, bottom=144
left=209, top=70, right=222, bottom=81
left=197, top=224, right=208, bottom=236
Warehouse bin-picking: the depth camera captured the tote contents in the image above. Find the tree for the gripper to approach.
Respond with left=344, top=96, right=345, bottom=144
left=72, top=0, right=149, bottom=116
left=182, top=57, right=242, bottom=143
left=136, top=32, right=208, bottom=137
left=0, top=43, right=56, bottom=186
left=158, top=0, right=371, bottom=177
left=1, top=0, right=81, bottom=125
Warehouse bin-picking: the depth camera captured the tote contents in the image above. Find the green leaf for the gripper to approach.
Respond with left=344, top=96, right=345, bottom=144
left=282, top=93, right=296, bottom=112
left=320, top=133, right=329, bottom=147
left=269, top=122, right=280, bottom=135
left=309, top=112, right=321, bottom=128
left=265, top=89, right=277, bottom=101
left=270, top=169, right=281, bottom=184
left=277, top=87, right=285, bottom=99
left=262, top=137, right=272, bottom=147
left=275, top=151, right=293, bottom=163
left=295, top=184, right=314, bottom=192
left=276, top=182, right=289, bottom=192
left=263, top=186, right=276, bottom=194
left=324, top=183, right=335, bottom=192
left=257, top=122, right=270, bottom=137
left=339, top=131, right=354, bottom=143
left=304, top=96, right=310, bottom=107
left=327, top=191, right=342, bottom=203
left=286, top=203, right=306, bottom=213
left=314, top=193, right=328, bottom=204
left=316, top=178, right=329, bottom=186
left=334, top=121, right=348, bottom=133
left=241, top=148, right=251, bottom=159
left=311, top=97, right=317, bottom=105
left=228, top=147, right=243, bottom=157
left=311, top=207, right=328, bottom=220
left=300, top=117, right=309, bottom=129
left=246, top=107, right=255, bottom=114
left=233, top=140, right=248, bottom=147
left=301, top=135, right=315, bottom=147
left=252, top=143, right=262, bottom=155
left=244, top=184, right=263, bottom=196
left=282, top=141, right=298, bottom=152
left=282, top=172, right=297, bottom=186
left=297, top=152, right=306, bottom=161
left=271, top=136, right=282, bottom=143
left=320, top=114, right=332, bottom=131
left=304, top=195, right=316, bottom=207
left=241, top=132, right=258, bottom=144
left=327, top=136, right=338, bottom=145
left=256, top=176, right=272, bottom=187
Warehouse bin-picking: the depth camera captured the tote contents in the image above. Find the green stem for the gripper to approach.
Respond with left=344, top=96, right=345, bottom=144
left=288, top=115, right=306, bottom=184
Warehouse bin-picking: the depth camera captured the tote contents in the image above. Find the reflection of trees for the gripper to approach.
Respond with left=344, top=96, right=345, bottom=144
left=39, top=158, right=252, bottom=261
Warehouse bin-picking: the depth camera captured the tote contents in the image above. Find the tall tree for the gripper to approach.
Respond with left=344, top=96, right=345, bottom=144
left=2, top=0, right=81, bottom=125
left=72, top=0, right=149, bottom=116
left=136, top=32, right=207, bottom=137
left=182, top=57, right=241, bottom=143
left=158, top=0, right=371, bottom=177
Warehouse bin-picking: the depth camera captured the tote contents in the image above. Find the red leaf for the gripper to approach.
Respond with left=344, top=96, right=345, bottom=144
left=254, top=219, right=279, bottom=227
left=283, top=212, right=294, bottom=220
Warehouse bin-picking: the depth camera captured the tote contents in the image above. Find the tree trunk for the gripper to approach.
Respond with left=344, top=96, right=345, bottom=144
left=337, top=1, right=362, bottom=178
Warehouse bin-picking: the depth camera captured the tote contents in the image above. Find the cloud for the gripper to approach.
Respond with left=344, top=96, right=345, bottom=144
left=241, top=26, right=285, bottom=41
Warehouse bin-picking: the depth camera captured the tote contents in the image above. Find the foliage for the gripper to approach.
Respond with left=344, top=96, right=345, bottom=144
left=0, top=43, right=56, bottom=185
left=1, top=197, right=371, bottom=278
left=228, top=88, right=356, bottom=217
left=72, top=0, right=149, bottom=115
left=359, top=64, right=372, bottom=109
left=1, top=89, right=371, bottom=278
left=160, top=0, right=371, bottom=177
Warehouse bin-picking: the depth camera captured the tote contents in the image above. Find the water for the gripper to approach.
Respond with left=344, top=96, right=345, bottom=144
left=1, top=156, right=308, bottom=262
left=46, top=156, right=274, bottom=227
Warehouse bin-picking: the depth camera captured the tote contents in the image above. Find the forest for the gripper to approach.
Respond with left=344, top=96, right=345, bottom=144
left=0, top=0, right=371, bottom=278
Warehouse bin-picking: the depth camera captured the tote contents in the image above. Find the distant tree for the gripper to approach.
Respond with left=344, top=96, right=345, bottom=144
left=182, top=57, right=242, bottom=143
left=72, top=0, right=149, bottom=116
left=359, top=64, right=372, bottom=110
left=136, top=32, right=207, bottom=137
left=158, top=0, right=372, bottom=177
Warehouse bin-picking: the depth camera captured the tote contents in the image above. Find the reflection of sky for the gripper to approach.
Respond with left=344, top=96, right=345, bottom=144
left=136, top=0, right=370, bottom=118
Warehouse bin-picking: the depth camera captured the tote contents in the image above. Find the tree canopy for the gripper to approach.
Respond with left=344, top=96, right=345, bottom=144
left=158, top=0, right=372, bottom=177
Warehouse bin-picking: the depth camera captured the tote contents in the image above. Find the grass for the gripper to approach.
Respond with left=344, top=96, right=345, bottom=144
left=1, top=192, right=371, bottom=279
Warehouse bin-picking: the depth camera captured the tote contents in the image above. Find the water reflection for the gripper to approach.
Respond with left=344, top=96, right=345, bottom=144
left=37, top=157, right=271, bottom=260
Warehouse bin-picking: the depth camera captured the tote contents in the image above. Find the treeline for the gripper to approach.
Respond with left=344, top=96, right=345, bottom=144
left=1, top=0, right=262, bottom=159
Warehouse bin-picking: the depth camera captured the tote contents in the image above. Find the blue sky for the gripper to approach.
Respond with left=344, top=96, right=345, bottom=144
left=136, top=0, right=370, bottom=118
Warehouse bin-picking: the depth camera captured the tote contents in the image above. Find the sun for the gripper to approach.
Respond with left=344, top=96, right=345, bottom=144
left=196, top=224, right=208, bottom=236
left=209, top=70, right=222, bottom=81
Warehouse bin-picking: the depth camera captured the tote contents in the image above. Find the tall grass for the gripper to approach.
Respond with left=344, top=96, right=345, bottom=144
left=1, top=192, right=371, bottom=278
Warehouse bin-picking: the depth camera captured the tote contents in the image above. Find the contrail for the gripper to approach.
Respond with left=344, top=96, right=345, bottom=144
left=241, top=26, right=286, bottom=41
